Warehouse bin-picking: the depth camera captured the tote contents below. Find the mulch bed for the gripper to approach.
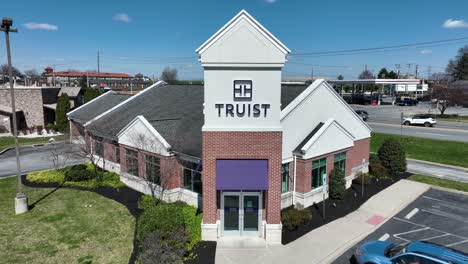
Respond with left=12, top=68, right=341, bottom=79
left=21, top=175, right=216, bottom=264
left=282, top=173, right=411, bottom=245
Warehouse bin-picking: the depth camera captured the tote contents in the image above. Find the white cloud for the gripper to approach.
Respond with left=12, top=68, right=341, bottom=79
left=114, top=13, right=131, bottom=23
left=443, top=19, right=468, bottom=29
left=23, top=23, right=58, bottom=31
left=420, top=49, right=432, bottom=54
left=265, top=0, right=277, bottom=3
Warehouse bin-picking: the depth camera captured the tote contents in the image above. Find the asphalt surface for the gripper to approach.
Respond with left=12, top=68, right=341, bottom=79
left=407, top=159, right=468, bottom=183
left=0, top=142, right=86, bottom=178
left=333, top=188, right=468, bottom=263
left=351, top=103, right=468, bottom=142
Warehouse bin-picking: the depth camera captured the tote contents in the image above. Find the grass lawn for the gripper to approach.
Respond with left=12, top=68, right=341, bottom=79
left=437, top=115, right=468, bottom=123
left=0, top=134, right=67, bottom=151
left=409, top=174, right=468, bottom=193
left=371, top=132, right=468, bottom=168
left=0, top=176, right=135, bottom=264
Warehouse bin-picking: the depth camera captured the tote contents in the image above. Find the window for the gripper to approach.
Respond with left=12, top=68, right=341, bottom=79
left=183, top=161, right=202, bottom=194
left=126, top=149, right=139, bottom=176
left=312, top=158, right=327, bottom=189
left=95, top=139, right=103, bottom=158
left=334, top=152, right=346, bottom=174
left=392, top=254, right=439, bottom=264
left=281, top=163, right=290, bottom=193
left=145, top=155, right=160, bottom=185
left=115, top=146, right=120, bottom=163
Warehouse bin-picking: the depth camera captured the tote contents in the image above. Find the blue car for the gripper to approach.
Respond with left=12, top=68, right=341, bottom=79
left=354, top=240, right=468, bottom=264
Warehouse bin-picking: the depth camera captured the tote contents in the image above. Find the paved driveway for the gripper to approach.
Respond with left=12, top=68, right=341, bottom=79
left=0, top=142, right=86, bottom=178
left=333, top=188, right=468, bottom=263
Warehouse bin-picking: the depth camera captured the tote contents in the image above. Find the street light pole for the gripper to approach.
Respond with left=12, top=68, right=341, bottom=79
left=1, top=17, right=28, bottom=214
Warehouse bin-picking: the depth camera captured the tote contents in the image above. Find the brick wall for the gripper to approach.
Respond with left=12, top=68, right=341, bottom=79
left=293, top=137, right=370, bottom=195
left=103, top=142, right=116, bottom=163
left=0, top=88, right=45, bottom=131
left=202, top=131, right=282, bottom=225
left=70, top=121, right=85, bottom=139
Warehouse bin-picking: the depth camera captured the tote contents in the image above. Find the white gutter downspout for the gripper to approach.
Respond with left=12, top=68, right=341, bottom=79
left=293, top=154, right=297, bottom=207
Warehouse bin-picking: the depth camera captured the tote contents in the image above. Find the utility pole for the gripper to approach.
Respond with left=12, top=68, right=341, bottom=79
left=310, top=66, right=314, bottom=80
left=415, top=64, right=419, bottom=79
left=1, top=17, right=28, bottom=214
left=395, top=64, right=401, bottom=79
left=407, top=63, right=412, bottom=78
left=427, top=66, right=432, bottom=80
left=97, top=49, right=100, bottom=89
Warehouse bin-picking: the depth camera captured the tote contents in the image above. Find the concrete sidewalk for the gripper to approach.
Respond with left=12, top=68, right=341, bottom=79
left=215, top=180, right=430, bottom=264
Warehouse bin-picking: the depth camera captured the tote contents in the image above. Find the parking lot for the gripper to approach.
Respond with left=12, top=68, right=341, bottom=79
left=333, top=188, right=468, bottom=263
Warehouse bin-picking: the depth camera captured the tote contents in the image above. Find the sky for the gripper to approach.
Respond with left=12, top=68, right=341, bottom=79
left=2, top=0, right=468, bottom=80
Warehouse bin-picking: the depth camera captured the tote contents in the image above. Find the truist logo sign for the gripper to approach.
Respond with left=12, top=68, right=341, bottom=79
left=215, top=80, right=271, bottom=118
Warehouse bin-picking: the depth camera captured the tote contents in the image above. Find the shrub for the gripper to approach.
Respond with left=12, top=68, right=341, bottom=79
left=138, top=230, right=187, bottom=264
left=37, top=125, right=43, bottom=135
left=353, top=172, right=373, bottom=185
left=137, top=203, right=185, bottom=242
left=281, top=207, right=312, bottom=231
left=68, top=164, right=88, bottom=171
left=64, top=168, right=95, bottom=182
left=369, top=159, right=388, bottom=179
left=378, top=138, right=406, bottom=178
left=329, top=169, right=346, bottom=200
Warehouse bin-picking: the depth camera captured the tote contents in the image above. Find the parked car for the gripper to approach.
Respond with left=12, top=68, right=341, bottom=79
left=402, top=114, right=437, bottom=127
left=396, top=98, right=418, bottom=106
left=355, top=110, right=369, bottom=121
left=354, top=241, right=468, bottom=264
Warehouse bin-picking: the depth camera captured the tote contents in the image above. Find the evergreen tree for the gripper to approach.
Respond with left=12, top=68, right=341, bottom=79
left=454, top=53, right=468, bottom=80
left=83, top=88, right=101, bottom=103
left=378, top=138, right=406, bottom=178
left=387, top=70, right=398, bottom=79
left=329, top=169, right=346, bottom=200
left=56, top=93, right=71, bottom=132
left=337, top=75, right=344, bottom=80
left=378, top=68, right=389, bottom=78
left=79, top=75, right=88, bottom=90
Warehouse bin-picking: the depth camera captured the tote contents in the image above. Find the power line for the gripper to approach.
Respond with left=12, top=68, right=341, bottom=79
left=292, top=36, right=468, bottom=57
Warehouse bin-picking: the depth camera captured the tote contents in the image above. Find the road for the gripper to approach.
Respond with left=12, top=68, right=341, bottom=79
left=369, top=122, right=468, bottom=142
left=407, top=159, right=468, bottom=183
left=334, top=188, right=468, bottom=263
left=351, top=104, right=468, bottom=142
left=0, top=142, right=86, bottom=178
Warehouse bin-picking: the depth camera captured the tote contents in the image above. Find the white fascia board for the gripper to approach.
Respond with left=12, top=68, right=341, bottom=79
left=117, top=115, right=172, bottom=150
left=83, top=81, right=166, bottom=127
left=196, top=9, right=290, bottom=55
left=67, top=90, right=112, bottom=117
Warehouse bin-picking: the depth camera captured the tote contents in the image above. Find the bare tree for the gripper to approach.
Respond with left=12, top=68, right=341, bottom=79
left=72, top=130, right=104, bottom=177
left=160, top=67, right=178, bottom=84
left=431, top=80, right=465, bottom=115
left=49, top=141, right=72, bottom=170
left=127, top=130, right=181, bottom=205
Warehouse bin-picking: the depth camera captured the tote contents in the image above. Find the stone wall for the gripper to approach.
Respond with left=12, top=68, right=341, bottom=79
left=0, top=88, right=45, bottom=132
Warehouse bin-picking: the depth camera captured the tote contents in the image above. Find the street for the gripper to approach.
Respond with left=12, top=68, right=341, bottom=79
left=408, top=159, right=468, bottom=183
left=0, top=142, right=86, bottom=178
left=351, top=103, right=468, bottom=142
left=333, top=188, right=468, bottom=263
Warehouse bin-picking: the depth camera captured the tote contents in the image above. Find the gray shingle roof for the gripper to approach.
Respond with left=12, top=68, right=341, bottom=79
left=68, top=91, right=132, bottom=124
left=293, top=122, right=324, bottom=154
left=86, top=84, right=310, bottom=158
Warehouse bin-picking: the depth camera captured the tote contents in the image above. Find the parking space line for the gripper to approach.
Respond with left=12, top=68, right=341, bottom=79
left=405, top=208, right=419, bottom=219
left=393, top=217, right=468, bottom=240
left=394, top=227, right=430, bottom=242
left=422, top=196, right=468, bottom=210
left=446, top=239, right=468, bottom=247
left=379, top=233, right=390, bottom=241
left=420, top=234, right=450, bottom=241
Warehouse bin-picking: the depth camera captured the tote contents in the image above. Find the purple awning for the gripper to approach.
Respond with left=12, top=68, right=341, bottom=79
left=216, top=160, right=269, bottom=190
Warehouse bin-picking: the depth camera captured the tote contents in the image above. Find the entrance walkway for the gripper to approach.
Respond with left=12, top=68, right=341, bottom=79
left=215, top=180, right=430, bottom=264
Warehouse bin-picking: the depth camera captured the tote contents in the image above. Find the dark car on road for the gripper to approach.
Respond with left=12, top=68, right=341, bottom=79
left=396, top=98, right=418, bottom=106
left=355, top=110, right=369, bottom=121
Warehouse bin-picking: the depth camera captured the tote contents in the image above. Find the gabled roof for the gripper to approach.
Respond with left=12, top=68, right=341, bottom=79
left=196, top=9, right=290, bottom=55
left=295, top=118, right=355, bottom=159
left=67, top=91, right=132, bottom=124
left=58, top=86, right=82, bottom=98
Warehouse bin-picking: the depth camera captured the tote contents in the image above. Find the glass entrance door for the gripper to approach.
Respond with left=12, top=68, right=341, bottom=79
left=221, top=192, right=261, bottom=237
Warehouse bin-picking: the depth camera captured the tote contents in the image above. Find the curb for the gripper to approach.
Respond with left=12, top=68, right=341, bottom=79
left=407, top=158, right=468, bottom=171
left=0, top=140, right=68, bottom=156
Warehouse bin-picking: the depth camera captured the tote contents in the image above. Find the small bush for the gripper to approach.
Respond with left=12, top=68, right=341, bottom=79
left=353, top=172, right=373, bottom=185
left=64, top=169, right=95, bottom=182
left=369, top=159, right=388, bottom=179
left=329, top=169, right=346, bottom=200
left=68, top=164, right=88, bottom=171
left=137, top=203, right=185, bottom=242
left=378, top=138, right=406, bottom=178
left=138, top=230, right=187, bottom=264
left=37, top=125, right=43, bottom=135
left=281, top=207, right=312, bottom=231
